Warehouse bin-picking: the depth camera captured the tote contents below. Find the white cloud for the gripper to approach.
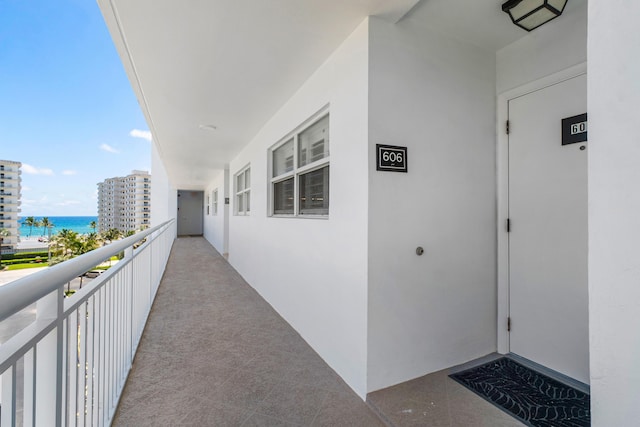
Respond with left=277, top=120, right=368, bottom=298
left=22, top=163, right=54, bottom=175
left=55, top=200, right=82, bottom=207
left=22, top=186, right=32, bottom=192
left=100, top=143, right=119, bottom=154
left=20, top=195, right=48, bottom=209
left=62, top=170, right=77, bottom=176
left=129, top=129, right=152, bottom=142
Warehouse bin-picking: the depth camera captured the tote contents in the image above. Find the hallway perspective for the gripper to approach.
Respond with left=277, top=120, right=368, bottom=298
left=114, top=237, right=527, bottom=426
left=113, top=237, right=384, bottom=426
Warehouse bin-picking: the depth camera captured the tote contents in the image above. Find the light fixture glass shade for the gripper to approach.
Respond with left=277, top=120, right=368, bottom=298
left=518, top=8, right=556, bottom=30
left=547, top=0, right=568, bottom=11
left=507, top=0, right=545, bottom=21
left=502, top=0, right=568, bottom=31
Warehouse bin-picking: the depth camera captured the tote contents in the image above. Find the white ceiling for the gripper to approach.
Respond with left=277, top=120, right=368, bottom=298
left=405, top=0, right=586, bottom=51
left=99, top=0, right=586, bottom=190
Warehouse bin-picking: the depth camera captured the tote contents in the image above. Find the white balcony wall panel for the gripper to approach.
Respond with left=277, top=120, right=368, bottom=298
left=228, top=19, right=370, bottom=398
left=588, top=1, right=640, bottom=424
left=203, top=171, right=227, bottom=255
left=151, top=142, right=177, bottom=226
left=497, top=1, right=587, bottom=94
left=367, top=17, right=497, bottom=392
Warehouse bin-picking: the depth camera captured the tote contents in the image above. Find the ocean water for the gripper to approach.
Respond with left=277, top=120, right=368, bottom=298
left=19, top=216, right=99, bottom=237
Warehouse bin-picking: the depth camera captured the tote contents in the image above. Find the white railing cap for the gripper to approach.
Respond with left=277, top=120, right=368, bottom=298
left=0, top=219, right=174, bottom=323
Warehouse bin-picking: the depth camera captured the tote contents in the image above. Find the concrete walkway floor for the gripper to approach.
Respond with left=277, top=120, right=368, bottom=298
left=114, top=237, right=384, bottom=426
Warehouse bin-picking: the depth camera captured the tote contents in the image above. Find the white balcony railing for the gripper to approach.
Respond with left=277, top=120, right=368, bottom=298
left=0, top=219, right=175, bottom=427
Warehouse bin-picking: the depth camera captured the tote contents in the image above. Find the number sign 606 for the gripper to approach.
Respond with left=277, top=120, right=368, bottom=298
left=382, top=151, right=403, bottom=163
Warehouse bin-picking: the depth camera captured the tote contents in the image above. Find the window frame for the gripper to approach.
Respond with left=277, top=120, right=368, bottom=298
left=234, top=165, right=251, bottom=216
left=212, top=189, right=218, bottom=216
left=268, top=110, right=330, bottom=218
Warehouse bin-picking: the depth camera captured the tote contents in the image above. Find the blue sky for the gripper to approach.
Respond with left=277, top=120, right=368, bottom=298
left=0, top=0, right=151, bottom=217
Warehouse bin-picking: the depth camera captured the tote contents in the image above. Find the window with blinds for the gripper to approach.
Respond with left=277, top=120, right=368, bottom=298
left=269, top=112, right=329, bottom=217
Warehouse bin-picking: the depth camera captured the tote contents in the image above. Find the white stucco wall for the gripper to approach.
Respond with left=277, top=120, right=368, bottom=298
left=496, top=1, right=587, bottom=94
left=203, top=171, right=226, bottom=254
left=367, top=17, right=497, bottom=392
left=151, top=143, right=177, bottom=227
left=588, top=1, right=640, bottom=425
left=227, top=19, right=370, bottom=397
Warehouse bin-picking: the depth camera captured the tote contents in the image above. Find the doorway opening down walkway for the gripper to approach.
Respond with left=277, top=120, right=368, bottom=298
left=114, top=237, right=523, bottom=426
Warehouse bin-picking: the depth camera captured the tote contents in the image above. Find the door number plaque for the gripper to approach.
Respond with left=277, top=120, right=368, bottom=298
left=562, top=113, right=587, bottom=145
left=376, top=144, right=407, bottom=172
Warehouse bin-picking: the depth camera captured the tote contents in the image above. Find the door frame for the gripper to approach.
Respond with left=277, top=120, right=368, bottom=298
left=496, top=62, right=587, bottom=354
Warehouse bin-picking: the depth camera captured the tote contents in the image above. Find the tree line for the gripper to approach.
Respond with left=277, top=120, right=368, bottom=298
left=48, top=226, right=138, bottom=265
left=21, top=216, right=97, bottom=238
left=1, top=219, right=143, bottom=268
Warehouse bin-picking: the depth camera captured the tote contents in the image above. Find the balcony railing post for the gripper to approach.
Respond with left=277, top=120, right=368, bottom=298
left=0, top=363, right=15, bottom=427
left=127, top=245, right=134, bottom=367
left=35, top=287, right=64, bottom=427
left=149, top=237, right=154, bottom=307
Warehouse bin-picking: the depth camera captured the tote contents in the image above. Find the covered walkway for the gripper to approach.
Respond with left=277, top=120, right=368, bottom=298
left=114, top=237, right=521, bottom=426
left=113, top=237, right=384, bottom=426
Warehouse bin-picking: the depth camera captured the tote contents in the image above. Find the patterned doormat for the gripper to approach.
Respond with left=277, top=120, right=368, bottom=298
left=449, top=357, right=590, bottom=427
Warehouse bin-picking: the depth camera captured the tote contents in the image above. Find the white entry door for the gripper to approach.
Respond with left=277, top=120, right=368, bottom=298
left=508, top=74, right=589, bottom=384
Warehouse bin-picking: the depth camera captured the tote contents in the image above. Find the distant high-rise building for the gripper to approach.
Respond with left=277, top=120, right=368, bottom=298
left=0, top=160, right=22, bottom=253
left=97, top=170, right=151, bottom=233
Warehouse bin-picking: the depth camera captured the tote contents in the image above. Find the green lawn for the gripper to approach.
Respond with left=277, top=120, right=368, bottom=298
left=5, top=263, right=48, bottom=271
left=2, top=256, right=115, bottom=271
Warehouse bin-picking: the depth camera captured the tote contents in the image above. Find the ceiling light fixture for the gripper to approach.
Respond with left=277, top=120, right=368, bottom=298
left=502, top=0, right=567, bottom=32
left=198, top=124, right=217, bottom=131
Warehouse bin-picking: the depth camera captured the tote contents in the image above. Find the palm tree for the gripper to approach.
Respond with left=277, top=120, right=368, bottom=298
left=82, top=232, right=101, bottom=253
left=40, top=217, right=54, bottom=261
left=101, top=228, right=122, bottom=244
left=40, top=217, right=53, bottom=237
left=99, top=228, right=122, bottom=266
left=59, top=229, right=78, bottom=292
left=0, top=228, right=10, bottom=268
left=55, top=229, right=79, bottom=258
left=89, top=220, right=97, bottom=233
left=48, top=229, right=103, bottom=292
left=23, top=216, right=36, bottom=237
left=77, top=233, right=101, bottom=289
left=49, top=229, right=79, bottom=292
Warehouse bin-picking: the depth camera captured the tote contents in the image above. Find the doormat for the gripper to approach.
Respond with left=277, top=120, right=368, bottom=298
left=449, top=357, right=590, bottom=427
